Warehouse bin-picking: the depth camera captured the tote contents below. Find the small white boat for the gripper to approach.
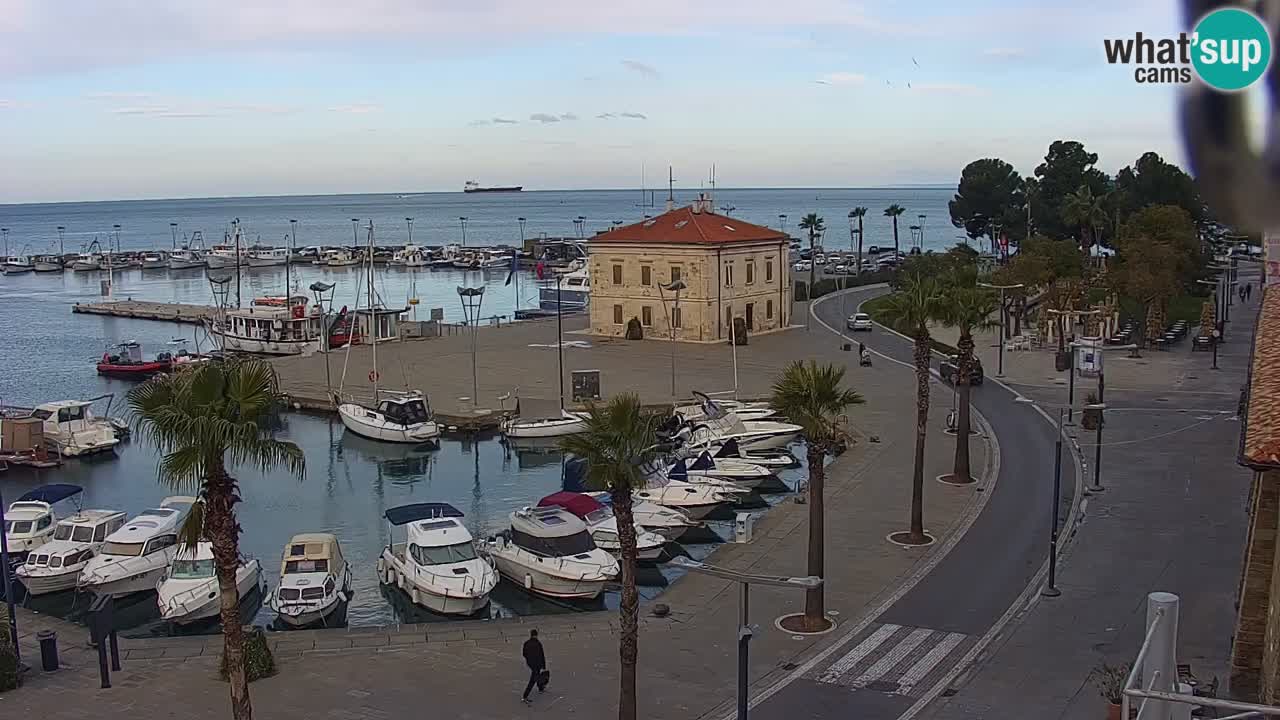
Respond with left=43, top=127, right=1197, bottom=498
left=501, top=409, right=588, bottom=438
left=478, top=249, right=515, bottom=270
left=69, top=251, right=102, bottom=271
left=538, top=492, right=668, bottom=561
left=247, top=247, right=289, bottom=267
left=697, top=438, right=799, bottom=468
left=391, top=244, right=429, bottom=268
left=78, top=497, right=197, bottom=597
left=267, top=533, right=353, bottom=627
left=324, top=248, right=361, bottom=267
left=31, top=399, right=122, bottom=456
left=140, top=251, right=168, bottom=269
left=482, top=506, right=619, bottom=600
left=157, top=542, right=263, bottom=625
left=4, top=484, right=85, bottom=558
left=377, top=503, right=498, bottom=615
left=204, top=243, right=245, bottom=269
left=634, top=478, right=733, bottom=520
left=338, top=391, right=441, bottom=443
left=666, top=452, right=775, bottom=489
left=585, top=494, right=699, bottom=542
left=2, top=256, right=35, bottom=274
left=676, top=401, right=776, bottom=422
left=680, top=411, right=802, bottom=451
left=16, top=508, right=127, bottom=596
left=168, top=248, right=205, bottom=270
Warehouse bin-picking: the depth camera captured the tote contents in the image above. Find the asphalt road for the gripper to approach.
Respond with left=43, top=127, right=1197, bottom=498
left=752, top=286, right=1074, bottom=719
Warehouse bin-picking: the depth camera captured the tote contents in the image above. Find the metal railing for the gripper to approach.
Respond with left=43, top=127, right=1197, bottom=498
left=1124, top=592, right=1280, bottom=719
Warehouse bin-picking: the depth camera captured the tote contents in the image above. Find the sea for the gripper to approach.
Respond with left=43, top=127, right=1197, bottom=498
left=0, top=188, right=948, bottom=634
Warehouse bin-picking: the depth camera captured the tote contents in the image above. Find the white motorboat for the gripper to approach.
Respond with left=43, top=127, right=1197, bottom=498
left=2, top=256, right=35, bottom=274
left=634, top=477, right=734, bottom=520
left=391, top=244, right=429, bottom=267
left=4, top=484, right=85, bottom=558
left=538, top=492, right=667, bottom=561
left=377, top=503, right=498, bottom=615
left=676, top=400, right=777, bottom=422
left=78, top=496, right=197, bottom=597
left=666, top=452, right=775, bottom=489
left=267, top=533, right=353, bottom=628
left=585, top=494, right=699, bottom=542
left=157, top=542, right=263, bottom=625
left=501, top=409, right=588, bottom=438
left=538, top=267, right=590, bottom=311
left=678, top=400, right=802, bottom=450
left=168, top=248, right=205, bottom=270
left=700, top=438, right=799, bottom=469
left=33, top=254, right=64, bottom=272
left=323, top=248, right=361, bottom=267
left=428, top=244, right=463, bottom=268
left=140, top=251, right=168, bottom=269
left=31, top=399, right=122, bottom=456
left=206, top=295, right=326, bottom=355
left=247, top=246, right=289, bottom=267
left=338, top=392, right=441, bottom=443
left=479, top=249, right=515, bottom=270
left=16, top=508, right=127, bottom=596
left=482, top=506, right=618, bottom=600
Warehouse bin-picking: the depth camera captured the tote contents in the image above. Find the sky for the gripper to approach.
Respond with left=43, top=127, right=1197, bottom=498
left=0, top=0, right=1207, bottom=203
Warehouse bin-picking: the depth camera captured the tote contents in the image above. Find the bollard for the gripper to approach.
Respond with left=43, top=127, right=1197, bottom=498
left=1142, top=592, right=1180, bottom=720
left=37, top=629, right=58, bottom=672
left=87, top=593, right=116, bottom=688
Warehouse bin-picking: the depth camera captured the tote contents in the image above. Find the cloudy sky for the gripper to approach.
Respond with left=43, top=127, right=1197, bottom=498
left=0, top=0, right=1193, bottom=202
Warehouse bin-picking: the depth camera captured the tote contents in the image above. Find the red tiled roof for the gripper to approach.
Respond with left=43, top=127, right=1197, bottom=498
left=1244, top=286, right=1280, bottom=467
left=593, top=205, right=787, bottom=245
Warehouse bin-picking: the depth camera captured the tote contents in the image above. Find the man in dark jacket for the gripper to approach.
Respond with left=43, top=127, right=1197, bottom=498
left=521, top=629, right=547, bottom=703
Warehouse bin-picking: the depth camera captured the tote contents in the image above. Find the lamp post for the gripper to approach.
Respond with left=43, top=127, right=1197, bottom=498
left=573, top=216, right=585, bottom=240
left=457, top=286, right=486, bottom=408
left=1, top=227, right=8, bottom=257
left=0, top=483, right=19, bottom=665
left=56, top=226, right=65, bottom=256
left=670, top=557, right=822, bottom=720
left=169, top=222, right=179, bottom=250
left=310, top=281, right=337, bottom=399
left=918, top=213, right=926, bottom=247
left=658, top=278, right=687, bottom=400
left=779, top=214, right=787, bottom=237
left=206, top=272, right=234, bottom=354
left=978, top=281, right=1024, bottom=377
left=459, top=217, right=468, bottom=247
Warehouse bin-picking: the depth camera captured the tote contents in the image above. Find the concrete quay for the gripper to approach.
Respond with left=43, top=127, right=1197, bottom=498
left=70, top=299, right=218, bottom=324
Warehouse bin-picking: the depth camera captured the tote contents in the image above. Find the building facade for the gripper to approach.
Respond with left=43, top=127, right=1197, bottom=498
left=587, top=196, right=791, bottom=342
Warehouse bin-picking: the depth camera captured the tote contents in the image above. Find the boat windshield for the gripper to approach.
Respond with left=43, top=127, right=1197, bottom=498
left=285, top=559, right=328, bottom=574
left=584, top=507, right=613, bottom=525
left=102, top=541, right=144, bottom=557
left=171, top=558, right=215, bottom=579
left=53, top=525, right=95, bottom=543
left=511, top=529, right=597, bottom=557
left=409, top=542, right=478, bottom=566
left=6, top=520, right=32, bottom=535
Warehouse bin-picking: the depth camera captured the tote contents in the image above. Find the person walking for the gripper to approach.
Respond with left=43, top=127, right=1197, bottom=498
left=521, top=629, right=547, bottom=704
left=1240, top=285, right=1247, bottom=304
left=1246, top=282, right=1253, bottom=302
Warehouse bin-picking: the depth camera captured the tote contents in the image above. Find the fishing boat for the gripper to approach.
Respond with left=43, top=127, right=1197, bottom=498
left=391, top=244, right=428, bottom=268
left=538, top=267, right=590, bottom=311
left=157, top=542, right=263, bottom=625
left=206, top=295, right=327, bottom=355
left=16, top=508, right=127, bottom=596
left=537, top=492, right=668, bottom=561
left=204, top=243, right=245, bottom=269
left=33, top=254, right=64, bottom=272
left=323, top=248, right=361, bottom=267
left=30, top=398, right=123, bottom=456
left=267, top=533, right=352, bottom=628
left=2, top=254, right=34, bottom=274
left=3, top=484, right=84, bottom=559
left=78, top=496, right=197, bottom=597
left=501, top=275, right=588, bottom=438
left=482, top=506, right=618, bottom=599
left=140, top=250, right=168, bottom=269
left=377, top=503, right=498, bottom=615
left=168, top=247, right=204, bottom=270
left=247, top=246, right=289, bottom=267
left=70, top=242, right=103, bottom=272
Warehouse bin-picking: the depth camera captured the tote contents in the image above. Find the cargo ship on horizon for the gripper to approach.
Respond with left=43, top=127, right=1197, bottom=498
left=464, top=180, right=522, bottom=193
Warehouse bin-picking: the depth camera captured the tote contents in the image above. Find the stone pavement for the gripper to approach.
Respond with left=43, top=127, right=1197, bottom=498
left=2, top=310, right=994, bottom=719
left=920, top=285, right=1258, bottom=719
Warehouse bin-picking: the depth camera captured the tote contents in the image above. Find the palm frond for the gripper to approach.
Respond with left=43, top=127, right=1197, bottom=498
left=558, top=394, right=658, bottom=493
left=877, top=276, right=942, bottom=338
left=769, top=360, right=863, bottom=447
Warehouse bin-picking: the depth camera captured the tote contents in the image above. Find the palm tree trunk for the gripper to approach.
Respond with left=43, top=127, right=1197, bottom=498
left=808, top=229, right=816, bottom=301
left=804, top=444, right=826, bottom=628
left=951, top=330, right=974, bottom=484
left=611, top=487, right=640, bottom=720
left=892, top=218, right=900, bottom=258
left=910, top=333, right=930, bottom=542
left=206, top=459, right=252, bottom=720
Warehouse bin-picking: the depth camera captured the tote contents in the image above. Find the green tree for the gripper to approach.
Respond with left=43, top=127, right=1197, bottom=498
left=877, top=276, right=942, bottom=545
left=769, top=361, right=863, bottom=630
left=798, top=213, right=825, bottom=296
left=949, top=158, right=1026, bottom=252
left=1111, top=205, right=1199, bottom=345
left=1062, top=185, right=1108, bottom=258
left=1114, top=151, right=1205, bottom=227
left=558, top=394, right=660, bottom=720
left=850, top=207, right=868, bottom=275
left=127, top=360, right=304, bottom=720
left=936, top=275, right=998, bottom=484
left=884, top=204, right=907, bottom=258
left=1032, top=141, right=1112, bottom=240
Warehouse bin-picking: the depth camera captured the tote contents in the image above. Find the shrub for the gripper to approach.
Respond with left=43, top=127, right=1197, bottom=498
left=0, top=606, right=17, bottom=691
left=221, top=626, right=276, bottom=683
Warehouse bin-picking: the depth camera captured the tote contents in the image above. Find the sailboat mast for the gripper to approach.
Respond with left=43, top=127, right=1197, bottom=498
left=233, top=220, right=242, bottom=308
left=368, top=221, right=379, bottom=402
left=557, top=281, right=565, bottom=413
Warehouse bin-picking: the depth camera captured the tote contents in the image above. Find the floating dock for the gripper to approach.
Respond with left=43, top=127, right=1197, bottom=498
left=71, top=300, right=218, bottom=324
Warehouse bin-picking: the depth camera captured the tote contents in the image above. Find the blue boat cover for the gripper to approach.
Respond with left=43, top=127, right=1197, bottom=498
left=384, top=502, right=463, bottom=525
left=668, top=458, right=688, bottom=479
left=713, top=438, right=741, bottom=458
left=689, top=452, right=715, bottom=471
left=17, top=483, right=83, bottom=505
left=562, top=457, right=588, bottom=492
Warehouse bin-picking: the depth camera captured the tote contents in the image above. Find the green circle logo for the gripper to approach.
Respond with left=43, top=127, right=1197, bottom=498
left=1192, top=8, right=1272, bottom=91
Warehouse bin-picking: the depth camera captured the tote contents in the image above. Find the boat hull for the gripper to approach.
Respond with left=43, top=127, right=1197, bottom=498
left=159, top=561, right=262, bottom=624
left=488, top=553, right=610, bottom=599
left=464, top=186, right=522, bottom=193
left=377, top=555, right=493, bottom=616
left=168, top=258, right=205, bottom=270
left=81, top=565, right=168, bottom=598
left=16, top=566, right=82, bottom=596
left=3, top=265, right=34, bottom=275
left=501, top=415, right=587, bottom=438
left=97, top=361, right=171, bottom=378
left=210, top=329, right=321, bottom=356
left=338, top=404, right=440, bottom=443
left=33, top=262, right=63, bottom=273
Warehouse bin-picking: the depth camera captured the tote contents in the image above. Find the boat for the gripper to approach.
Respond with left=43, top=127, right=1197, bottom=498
left=451, top=252, right=480, bottom=270
left=140, top=250, right=168, bottom=269
left=30, top=398, right=123, bottom=456
left=3, top=484, right=84, bottom=558
left=70, top=243, right=103, bottom=272
left=703, top=438, right=799, bottom=469
left=665, top=452, right=775, bottom=489
left=674, top=394, right=802, bottom=451
left=96, top=341, right=180, bottom=378
left=391, top=244, right=429, bottom=268
left=464, top=180, right=522, bottom=193
left=538, top=267, right=590, bottom=312
left=633, top=476, right=734, bottom=520
left=168, top=248, right=205, bottom=270
left=78, top=496, right=197, bottom=597
left=482, top=506, right=618, bottom=599
left=478, top=249, right=515, bottom=270
left=32, top=254, right=64, bottom=272
left=247, top=246, right=290, bottom=267
left=427, top=244, right=462, bottom=268
left=323, top=248, right=361, bottom=267
left=267, top=533, right=353, bottom=628
left=2, top=256, right=34, bottom=274
left=537, top=492, right=668, bottom=561
left=16, top=508, right=127, bottom=596
left=676, top=399, right=777, bottom=422
left=205, top=240, right=246, bottom=269
left=157, top=542, right=263, bottom=625
left=584, top=493, right=700, bottom=542
left=376, top=503, right=498, bottom=615
left=206, top=295, right=326, bottom=355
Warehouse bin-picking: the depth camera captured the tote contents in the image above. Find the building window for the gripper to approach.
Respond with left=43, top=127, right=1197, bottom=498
left=612, top=264, right=623, bottom=285
left=766, top=299, right=774, bottom=319
left=670, top=265, right=682, bottom=284
left=613, top=304, right=623, bottom=324
left=642, top=306, right=653, bottom=326
left=671, top=307, right=682, bottom=329
left=724, top=262, right=734, bottom=287
left=641, top=265, right=652, bottom=286
left=766, top=260, right=774, bottom=282
left=726, top=307, right=733, bottom=331
left=746, top=260, right=755, bottom=285
left=746, top=303, right=755, bottom=330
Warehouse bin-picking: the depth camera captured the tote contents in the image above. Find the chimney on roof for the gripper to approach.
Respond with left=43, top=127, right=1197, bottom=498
left=690, top=192, right=713, bottom=214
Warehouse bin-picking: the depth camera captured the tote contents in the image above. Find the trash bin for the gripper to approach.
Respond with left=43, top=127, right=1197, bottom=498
left=37, top=629, right=58, bottom=671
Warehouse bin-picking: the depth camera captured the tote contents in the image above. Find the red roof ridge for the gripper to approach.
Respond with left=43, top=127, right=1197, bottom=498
left=593, top=204, right=787, bottom=245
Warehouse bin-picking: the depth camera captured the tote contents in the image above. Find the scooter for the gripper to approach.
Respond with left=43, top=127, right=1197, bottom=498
left=859, top=348, right=872, bottom=367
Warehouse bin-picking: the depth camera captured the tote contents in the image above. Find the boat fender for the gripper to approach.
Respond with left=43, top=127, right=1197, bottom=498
left=369, top=370, right=380, bottom=383
left=411, top=588, right=419, bottom=604
left=524, top=573, right=533, bottom=590
left=338, top=591, right=348, bottom=603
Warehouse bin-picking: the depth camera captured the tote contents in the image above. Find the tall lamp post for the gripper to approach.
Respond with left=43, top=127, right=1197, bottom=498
left=573, top=216, right=586, bottom=240
left=671, top=558, right=821, bottom=720
left=658, top=278, right=687, bottom=400
left=978, top=281, right=1024, bottom=377
left=310, top=281, right=337, bottom=400
left=207, top=272, right=233, bottom=354
left=459, top=217, right=469, bottom=247
left=1, top=227, right=8, bottom=258
left=169, top=222, right=179, bottom=251
left=0, top=483, right=20, bottom=665
left=778, top=214, right=787, bottom=238
left=918, top=213, right=927, bottom=247
left=457, top=286, right=486, bottom=409
left=56, top=226, right=65, bottom=256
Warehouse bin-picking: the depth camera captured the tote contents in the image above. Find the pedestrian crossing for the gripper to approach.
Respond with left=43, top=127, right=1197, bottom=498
left=814, top=623, right=971, bottom=697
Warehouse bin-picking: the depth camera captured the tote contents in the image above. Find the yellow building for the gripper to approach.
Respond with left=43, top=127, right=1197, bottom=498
left=588, top=196, right=792, bottom=342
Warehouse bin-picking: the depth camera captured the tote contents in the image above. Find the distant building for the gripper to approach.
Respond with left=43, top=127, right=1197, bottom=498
left=587, top=195, right=792, bottom=342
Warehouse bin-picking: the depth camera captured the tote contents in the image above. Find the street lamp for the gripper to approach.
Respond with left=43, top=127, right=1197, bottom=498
left=206, top=272, right=234, bottom=354
left=457, top=286, right=486, bottom=408
left=0, top=483, right=19, bottom=665
left=517, top=217, right=527, bottom=246
left=310, top=281, right=337, bottom=399
left=778, top=214, right=787, bottom=237
left=657, top=278, right=687, bottom=399
left=169, top=222, right=179, bottom=250
left=459, top=217, right=468, bottom=247
left=573, top=216, right=586, bottom=240
left=918, top=213, right=926, bottom=247
left=56, top=226, right=65, bottom=256
left=670, top=557, right=822, bottom=720
left=977, top=281, right=1024, bottom=377
left=1, top=227, right=8, bottom=257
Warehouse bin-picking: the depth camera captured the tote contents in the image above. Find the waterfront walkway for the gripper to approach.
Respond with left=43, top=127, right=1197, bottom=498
left=3, top=291, right=994, bottom=719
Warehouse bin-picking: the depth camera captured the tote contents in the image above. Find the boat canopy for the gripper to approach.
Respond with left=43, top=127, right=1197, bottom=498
left=384, top=502, right=463, bottom=526
left=18, top=483, right=84, bottom=505
left=713, top=439, right=741, bottom=457
left=537, top=491, right=604, bottom=519
left=511, top=506, right=588, bottom=538
left=668, top=459, right=690, bottom=479
left=281, top=533, right=344, bottom=575
left=689, top=452, right=716, bottom=471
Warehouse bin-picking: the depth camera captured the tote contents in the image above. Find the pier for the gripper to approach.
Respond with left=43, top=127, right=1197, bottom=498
left=71, top=300, right=218, bottom=324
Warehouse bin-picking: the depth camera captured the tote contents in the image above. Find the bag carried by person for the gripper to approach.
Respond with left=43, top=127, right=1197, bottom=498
left=537, top=669, right=550, bottom=691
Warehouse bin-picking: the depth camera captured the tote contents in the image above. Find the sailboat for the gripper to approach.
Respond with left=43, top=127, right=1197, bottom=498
left=500, top=279, right=588, bottom=438
left=336, top=221, right=442, bottom=444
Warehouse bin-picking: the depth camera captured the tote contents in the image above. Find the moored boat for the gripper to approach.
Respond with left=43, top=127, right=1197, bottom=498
left=157, top=542, right=263, bottom=625
left=31, top=398, right=122, bottom=456
left=33, top=254, right=64, bottom=272
left=377, top=503, right=497, bottom=615
left=537, top=492, right=668, bottom=561
left=267, top=533, right=352, bottom=628
left=140, top=251, right=168, bottom=269
left=96, top=341, right=175, bottom=378
left=16, top=508, right=127, bottom=596
left=78, top=496, right=197, bottom=597
left=4, top=484, right=85, bottom=559
left=482, top=506, right=618, bottom=599
left=206, top=295, right=326, bottom=355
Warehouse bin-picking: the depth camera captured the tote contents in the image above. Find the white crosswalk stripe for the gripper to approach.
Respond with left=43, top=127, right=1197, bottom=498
left=893, top=632, right=967, bottom=694
left=814, top=623, right=971, bottom=696
left=816, top=624, right=901, bottom=684
left=850, top=628, right=933, bottom=687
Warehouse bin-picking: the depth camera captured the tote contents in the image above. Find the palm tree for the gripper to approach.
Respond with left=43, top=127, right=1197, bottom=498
left=878, top=276, right=942, bottom=545
left=936, top=276, right=998, bottom=484
left=884, top=204, right=906, bottom=258
left=850, top=207, right=868, bottom=275
left=770, top=361, right=863, bottom=631
left=1062, top=186, right=1107, bottom=263
left=127, top=360, right=304, bottom=720
left=559, top=394, right=660, bottom=720
left=798, top=213, right=825, bottom=301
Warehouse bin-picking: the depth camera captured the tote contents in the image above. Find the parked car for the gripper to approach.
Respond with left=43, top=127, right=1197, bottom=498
left=939, top=354, right=984, bottom=385
left=846, top=312, right=873, bottom=331
left=867, top=245, right=881, bottom=255
left=833, top=263, right=849, bottom=274
left=793, top=260, right=812, bottom=272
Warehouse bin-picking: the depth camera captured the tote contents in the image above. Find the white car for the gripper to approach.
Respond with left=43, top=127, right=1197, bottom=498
left=833, top=263, right=849, bottom=274
left=793, top=260, right=813, bottom=272
left=846, top=313, right=873, bottom=331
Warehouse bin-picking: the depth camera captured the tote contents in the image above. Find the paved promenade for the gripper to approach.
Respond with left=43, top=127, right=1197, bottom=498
left=3, top=294, right=993, bottom=719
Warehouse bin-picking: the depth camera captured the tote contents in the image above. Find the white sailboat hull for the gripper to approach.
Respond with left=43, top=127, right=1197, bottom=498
left=338, top=403, right=441, bottom=443
left=501, top=413, right=588, bottom=438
